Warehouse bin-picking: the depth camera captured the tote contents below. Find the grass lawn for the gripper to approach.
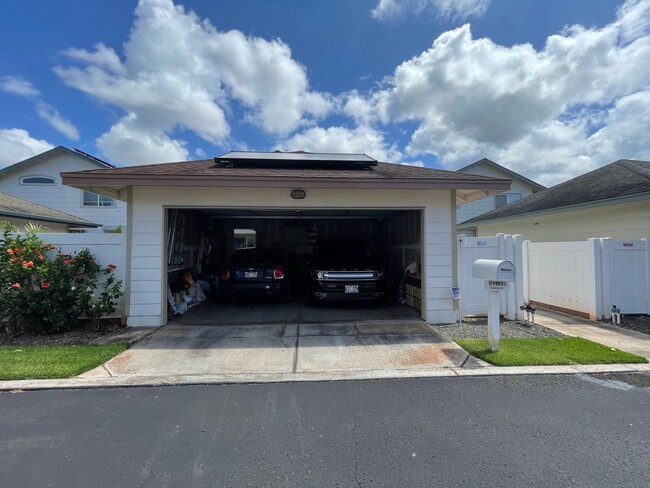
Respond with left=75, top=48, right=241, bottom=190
left=455, top=337, right=648, bottom=367
left=0, top=344, right=129, bottom=380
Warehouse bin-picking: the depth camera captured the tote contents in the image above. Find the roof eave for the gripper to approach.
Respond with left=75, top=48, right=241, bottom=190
left=61, top=173, right=512, bottom=192
left=458, top=190, right=650, bottom=228
left=0, top=210, right=99, bottom=228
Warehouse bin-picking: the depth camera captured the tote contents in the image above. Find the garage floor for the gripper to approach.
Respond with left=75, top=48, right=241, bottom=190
left=173, top=299, right=421, bottom=326
left=101, top=317, right=472, bottom=379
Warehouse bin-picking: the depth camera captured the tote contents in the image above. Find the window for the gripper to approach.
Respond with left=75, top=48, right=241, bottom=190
left=21, top=176, right=55, bottom=185
left=494, top=193, right=521, bottom=209
left=83, top=191, right=115, bottom=207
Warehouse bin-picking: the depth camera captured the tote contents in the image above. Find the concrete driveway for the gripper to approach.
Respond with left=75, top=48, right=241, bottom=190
left=97, top=320, right=472, bottom=380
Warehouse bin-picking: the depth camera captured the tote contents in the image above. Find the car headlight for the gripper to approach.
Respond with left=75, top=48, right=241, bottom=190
left=317, top=271, right=325, bottom=280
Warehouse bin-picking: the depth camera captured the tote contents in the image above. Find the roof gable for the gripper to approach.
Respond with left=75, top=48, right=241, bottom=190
left=458, top=158, right=545, bottom=192
left=0, top=146, right=113, bottom=178
left=461, top=159, right=650, bottom=226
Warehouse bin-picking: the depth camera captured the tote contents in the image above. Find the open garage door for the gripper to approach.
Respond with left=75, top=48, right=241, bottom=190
left=165, top=208, right=423, bottom=325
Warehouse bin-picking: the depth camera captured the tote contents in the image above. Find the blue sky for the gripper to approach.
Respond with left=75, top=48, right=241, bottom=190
left=1, top=0, right=649, bottom=186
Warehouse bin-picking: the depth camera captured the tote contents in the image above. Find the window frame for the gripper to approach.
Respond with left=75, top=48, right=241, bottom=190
left=494, top=193, right=521, bottom=209
left=20, top=175, right=56, bottom=186
left=82, top=190, right=116, bottom=208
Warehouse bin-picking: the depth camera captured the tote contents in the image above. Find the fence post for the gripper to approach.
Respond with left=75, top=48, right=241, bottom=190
left=522, top=240, right=530, bottom=307
left=588, top=238, right=603, bottom=320
left=641, top=237, right=650, bottom=314
left=599, top=238, right=613, bottom=320
left=504, top=234, right=515, bottom=320
left=457, top=234, right=465, bottom=317
left=513, top=234, right=524, bottom=320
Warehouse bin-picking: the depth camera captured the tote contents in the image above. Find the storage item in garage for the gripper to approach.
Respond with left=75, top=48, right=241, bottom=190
left=404, top=274, right=421, bottom=311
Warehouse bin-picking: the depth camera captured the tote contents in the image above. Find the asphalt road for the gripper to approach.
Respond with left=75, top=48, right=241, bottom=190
left=1, top=374, right=649, bottom=488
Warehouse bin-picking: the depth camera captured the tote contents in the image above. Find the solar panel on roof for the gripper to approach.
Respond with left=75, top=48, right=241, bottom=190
left=214, top=151, right=377, bottom=168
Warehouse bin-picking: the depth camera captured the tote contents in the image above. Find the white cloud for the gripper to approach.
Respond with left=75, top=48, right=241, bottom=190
left=35, top=103, right=80, bottom=140
left=96, top=114, right=189, bottom=164
left=279, top=126, right=403, bottom=163
left=367, top=0, right=650, bottom=184
left=0, top=76, right=40, bottom=98
left=0, top=129, right=54, bottom=168
left=372, top=0, right=491, bottom=22
left=1, top=76, right=79, bottom=140
left=55, top=0, right=331, bottom=165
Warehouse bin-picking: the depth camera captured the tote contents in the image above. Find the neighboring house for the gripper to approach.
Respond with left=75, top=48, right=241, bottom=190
left=456, top=158, right=545, bottom=229
left=0, top=146, right=126, bottom=232
left=458, top=159, right=650, bottom=242
left=62, top=151, right=511, bottom=327
left=0, top=190, right=98, bottom=232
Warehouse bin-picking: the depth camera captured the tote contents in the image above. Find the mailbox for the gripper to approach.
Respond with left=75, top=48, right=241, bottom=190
left=472, top=259, right=515, bottom=282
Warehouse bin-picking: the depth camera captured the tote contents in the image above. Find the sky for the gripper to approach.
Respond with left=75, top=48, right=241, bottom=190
left=1, top=0, right=649, bottom=186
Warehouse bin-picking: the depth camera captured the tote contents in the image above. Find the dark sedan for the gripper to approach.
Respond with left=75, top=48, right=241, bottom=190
left=310, top=239, right=387, bottom=300
left=219, top=248, right=290, bottom=302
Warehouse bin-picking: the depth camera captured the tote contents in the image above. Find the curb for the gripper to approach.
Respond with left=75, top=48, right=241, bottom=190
left=2, top=362, right=649, bottom=391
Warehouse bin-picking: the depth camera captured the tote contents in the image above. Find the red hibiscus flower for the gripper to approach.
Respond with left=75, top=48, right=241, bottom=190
left=107, top=264, right=117, bottom=270
left=11, top=283, right=21, bottom=289
left=7, top=248, right=14, bottom=254
left=41, top=283, right=50, bottom=289
left=64, top=259, right=74, bottom=264
left=23, top=261, right=34, bottom=268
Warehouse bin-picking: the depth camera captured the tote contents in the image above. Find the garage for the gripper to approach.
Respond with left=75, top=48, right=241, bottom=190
left=62, top=150, right=510, bottom=327
left=165, top=207, right=423, bottom=325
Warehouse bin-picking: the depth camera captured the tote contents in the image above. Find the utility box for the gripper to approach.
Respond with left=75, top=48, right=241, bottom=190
left=472, top=259, right=516, bottom=282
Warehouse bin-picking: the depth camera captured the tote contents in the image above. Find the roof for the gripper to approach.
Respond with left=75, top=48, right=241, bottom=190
left=457, top=158, right=546, bottom=192
left=0, top=146, right=114, bottom=177
left=61, top=152, right=512, bottom=199
left=460, top=159, right=650, bottom=226
left=216, top=150, right=377, bottom=167
left=0, top=191, right=99, bottom=228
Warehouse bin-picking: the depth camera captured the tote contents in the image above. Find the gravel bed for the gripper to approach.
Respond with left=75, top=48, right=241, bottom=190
left=601, top=314, right=650, bottom=336
left=435, top=317, right=564, bottom=340
left=0, top=320, right=123, bottom=346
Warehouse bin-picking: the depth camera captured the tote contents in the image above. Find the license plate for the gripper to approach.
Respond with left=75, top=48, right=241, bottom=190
left=345, top=284, right=359, bottom=293
left=244, top=271, right=258, bottom=278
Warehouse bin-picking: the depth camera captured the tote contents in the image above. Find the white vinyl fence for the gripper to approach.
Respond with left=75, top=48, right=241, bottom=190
left=459, top=235, right=649, bottom=321
left=523, top=238, right=649, bottom=319
left=457, top=234, right=525, bottom=320
left=36, top=233, right=127, bottom=320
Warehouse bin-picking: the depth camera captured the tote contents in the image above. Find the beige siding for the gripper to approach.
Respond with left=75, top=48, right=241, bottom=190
left=127, top=186, right=458, bottom=326
left=477, top=199, right=650, bottom=242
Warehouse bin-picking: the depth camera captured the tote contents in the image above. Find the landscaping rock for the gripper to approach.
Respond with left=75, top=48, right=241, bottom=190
left=435, top=316, right=564, bottom=340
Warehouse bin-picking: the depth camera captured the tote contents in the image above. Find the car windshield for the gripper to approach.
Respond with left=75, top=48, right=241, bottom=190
left=230, top=249, right=283, bottom=264
left=313, top=240, right=373, bottom=268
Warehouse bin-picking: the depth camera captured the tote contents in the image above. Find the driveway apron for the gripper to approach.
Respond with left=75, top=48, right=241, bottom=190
left=101, top=320, right=469, bottom=378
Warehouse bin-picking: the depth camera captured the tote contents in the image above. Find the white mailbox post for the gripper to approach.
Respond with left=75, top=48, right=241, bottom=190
left=472, top=259, right=516, bottom=351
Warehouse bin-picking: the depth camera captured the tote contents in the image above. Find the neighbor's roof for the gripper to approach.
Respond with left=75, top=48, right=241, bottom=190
left=0, top=146, right=114, bottom=177
left=459, top=159, right=650, bottom=227
left=61, top=151, right=511, bottom=197
left=0, top=191, right=99, bottom=228
left=457, top=158, right=546, bottom=192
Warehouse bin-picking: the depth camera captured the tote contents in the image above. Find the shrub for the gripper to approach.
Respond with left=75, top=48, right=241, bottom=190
left=0, top=221, right=123, bottom=334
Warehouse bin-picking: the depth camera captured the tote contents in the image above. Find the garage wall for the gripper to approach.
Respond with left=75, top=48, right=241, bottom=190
left=126, top=186, right=456, bottom=326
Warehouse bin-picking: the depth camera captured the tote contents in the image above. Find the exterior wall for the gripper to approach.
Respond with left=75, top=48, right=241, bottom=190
left=0, top=153, right=126, bottom=230
left=457, top=165, right=537, bottom=224
left=2, top=216, right=69, bottom=233
left=127, top=186, right=457, bottom=326
left=476, top=199, right=650, bottom=242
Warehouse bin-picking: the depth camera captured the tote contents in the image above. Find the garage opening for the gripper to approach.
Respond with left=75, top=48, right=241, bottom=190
left=165, top=208, right=423, bottom=325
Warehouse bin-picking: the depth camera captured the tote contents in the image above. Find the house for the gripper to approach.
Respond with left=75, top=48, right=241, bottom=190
left=0, top=146, right=127, bottom=232
left=458, top=159, right=650, bottom=242
left=0, top=190, right=98, bottom=232
left=456, top=158, right=545, bottom=231
left=61, top=151, right=511, bottom=327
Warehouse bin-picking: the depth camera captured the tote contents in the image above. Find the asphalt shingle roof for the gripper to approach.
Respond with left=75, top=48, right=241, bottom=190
left=461, top=159, right=650, bottom=225
left=0, top=191, right=98, bottom=227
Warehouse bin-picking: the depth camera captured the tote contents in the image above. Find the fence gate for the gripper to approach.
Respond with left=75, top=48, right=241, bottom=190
left=602, top=239, right=649, bottom=315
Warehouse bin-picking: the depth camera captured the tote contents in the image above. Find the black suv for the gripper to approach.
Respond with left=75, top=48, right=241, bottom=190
left=310, top=239, right=387, bottom=300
